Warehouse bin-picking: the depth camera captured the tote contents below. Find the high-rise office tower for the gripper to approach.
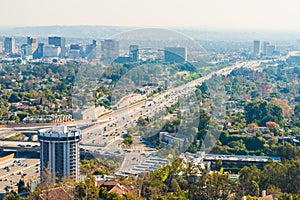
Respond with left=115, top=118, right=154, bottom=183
left=33, top=43, right=44, bottom=59
left=48, top=36, right=66, bottom=57
left=262, top=41, right=270, bottom=55
left=86, top=40, right=100, bottom=60
left=38, top=126, right=82, bottom=182
left=27, top=36, right=38, bottom=54
left=129, top=45, right=139, bottom=62
left=253, top=40, right=260, bottom=56
left=164, top=47, right=187, bottom=63
left=4, top=37, right=16, bottom=54
left=101, top=39, right=119, bottom=62
left=266, top=44, right=275, bottom=56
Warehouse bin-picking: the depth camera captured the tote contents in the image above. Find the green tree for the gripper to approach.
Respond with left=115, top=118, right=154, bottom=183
left=123, top=134, right=133, bottom=147
left=3, top=191, right=21, bottom=200
left=8, top=93, right=20, bottom=103
left=294, top=105, right=300, bottom=118
left=170, top=178, right=181, bottom=194
left=245, top=100, right=283, bottom=126
left=17, top=179, right=25, bottom=194
left=75, top=175, right=99, bottom=200
left=238, top=165, right=261, bottom=196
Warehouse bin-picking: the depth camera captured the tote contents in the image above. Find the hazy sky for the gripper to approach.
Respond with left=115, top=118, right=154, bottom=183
left=2, top=0, right=300, bottom=30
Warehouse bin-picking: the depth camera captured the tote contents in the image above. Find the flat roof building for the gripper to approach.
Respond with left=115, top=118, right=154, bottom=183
left=253, top=40, right=260, bottom=56
left=164, top=47, right=187, bottom=63
left=4, top=37, right=16, bottom=54
left=159, top=132, right=185, bottom=148
left=204, top=154, right=281, bottom=170
left=86, top=40, right=100, bottom=60
left=43, top=44, right=61, bottom=58
left=48, top=36, right=66, bottom=57
left=266, top=44, right=275, bottom=56
left=33, top=43, right=44, bottom=59
left=27, top=36, right=38, bottom=54
left=262, top=41, right=270, bottom=55
left=129, top=45, right=139, bottom=62
left=101, top=39, right=119, bottom=63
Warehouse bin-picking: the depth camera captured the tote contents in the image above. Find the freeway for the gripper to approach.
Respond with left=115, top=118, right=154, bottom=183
left=0, top=61, right=258, bottom=134
left=81, top=60, right=260, bottom=173
left=0, top=141, right=38, bottom=148
left=82, top=61, right=260, bottom=136
left=1, top=61, right=261, bottom=173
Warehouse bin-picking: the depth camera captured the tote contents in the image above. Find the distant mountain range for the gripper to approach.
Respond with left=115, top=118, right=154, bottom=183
left=0, top=25, right=132, bottom=39
left=0, top=25, right=299, bottom=42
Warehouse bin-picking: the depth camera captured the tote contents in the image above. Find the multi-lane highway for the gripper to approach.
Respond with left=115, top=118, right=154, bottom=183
left=0, top=60, right=261, bottom=194
left=79, top=60, right=261, bottom=173
left=0, top=61, right=261, bottom=175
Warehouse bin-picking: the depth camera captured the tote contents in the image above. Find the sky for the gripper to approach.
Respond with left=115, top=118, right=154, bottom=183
left=1, top=0, right=300, bottom=30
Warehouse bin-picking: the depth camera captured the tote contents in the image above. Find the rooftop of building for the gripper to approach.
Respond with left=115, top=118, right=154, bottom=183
left=258, top=195, right=274, bottom=200
left=39, top=187, right=72, bottom=200
left=205, top=154, right=281, bottom=163
left=38, top=126, right=80, bottom=135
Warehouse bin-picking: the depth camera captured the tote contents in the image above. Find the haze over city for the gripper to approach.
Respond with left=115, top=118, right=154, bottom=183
left=1, top=1, right=300, bottom=200
left=2, top=0, right=300, bottom=30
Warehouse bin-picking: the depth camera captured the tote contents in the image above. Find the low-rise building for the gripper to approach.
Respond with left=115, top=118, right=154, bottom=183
left=39, top=187, right=72, bottom=200
left=204, top=154, right=281, bottom=170
left=159, top=132, right=185, bottom=148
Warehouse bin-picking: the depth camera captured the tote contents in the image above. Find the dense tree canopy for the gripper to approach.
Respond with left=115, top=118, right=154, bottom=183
left=244, top=100, right=283, bottom=126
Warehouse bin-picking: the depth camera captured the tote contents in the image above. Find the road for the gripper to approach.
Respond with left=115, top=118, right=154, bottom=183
left=1, top=60, right=261, bottom=174
left=95, top=60, right=261, bottom=173
left=0, top=141, right=38, bottom=148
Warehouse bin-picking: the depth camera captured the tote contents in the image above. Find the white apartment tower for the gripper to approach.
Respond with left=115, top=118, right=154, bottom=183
left=38, top=126, right=82, bottom=182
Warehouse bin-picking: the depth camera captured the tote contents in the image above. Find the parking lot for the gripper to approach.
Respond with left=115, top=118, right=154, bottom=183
left=0, top=156, right=40, bottom=194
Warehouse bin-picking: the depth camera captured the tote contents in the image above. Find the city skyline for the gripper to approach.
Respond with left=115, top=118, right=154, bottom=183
left=1, top=1, right=300, bottom=199
left=2, top=0, right=300, bottom=31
